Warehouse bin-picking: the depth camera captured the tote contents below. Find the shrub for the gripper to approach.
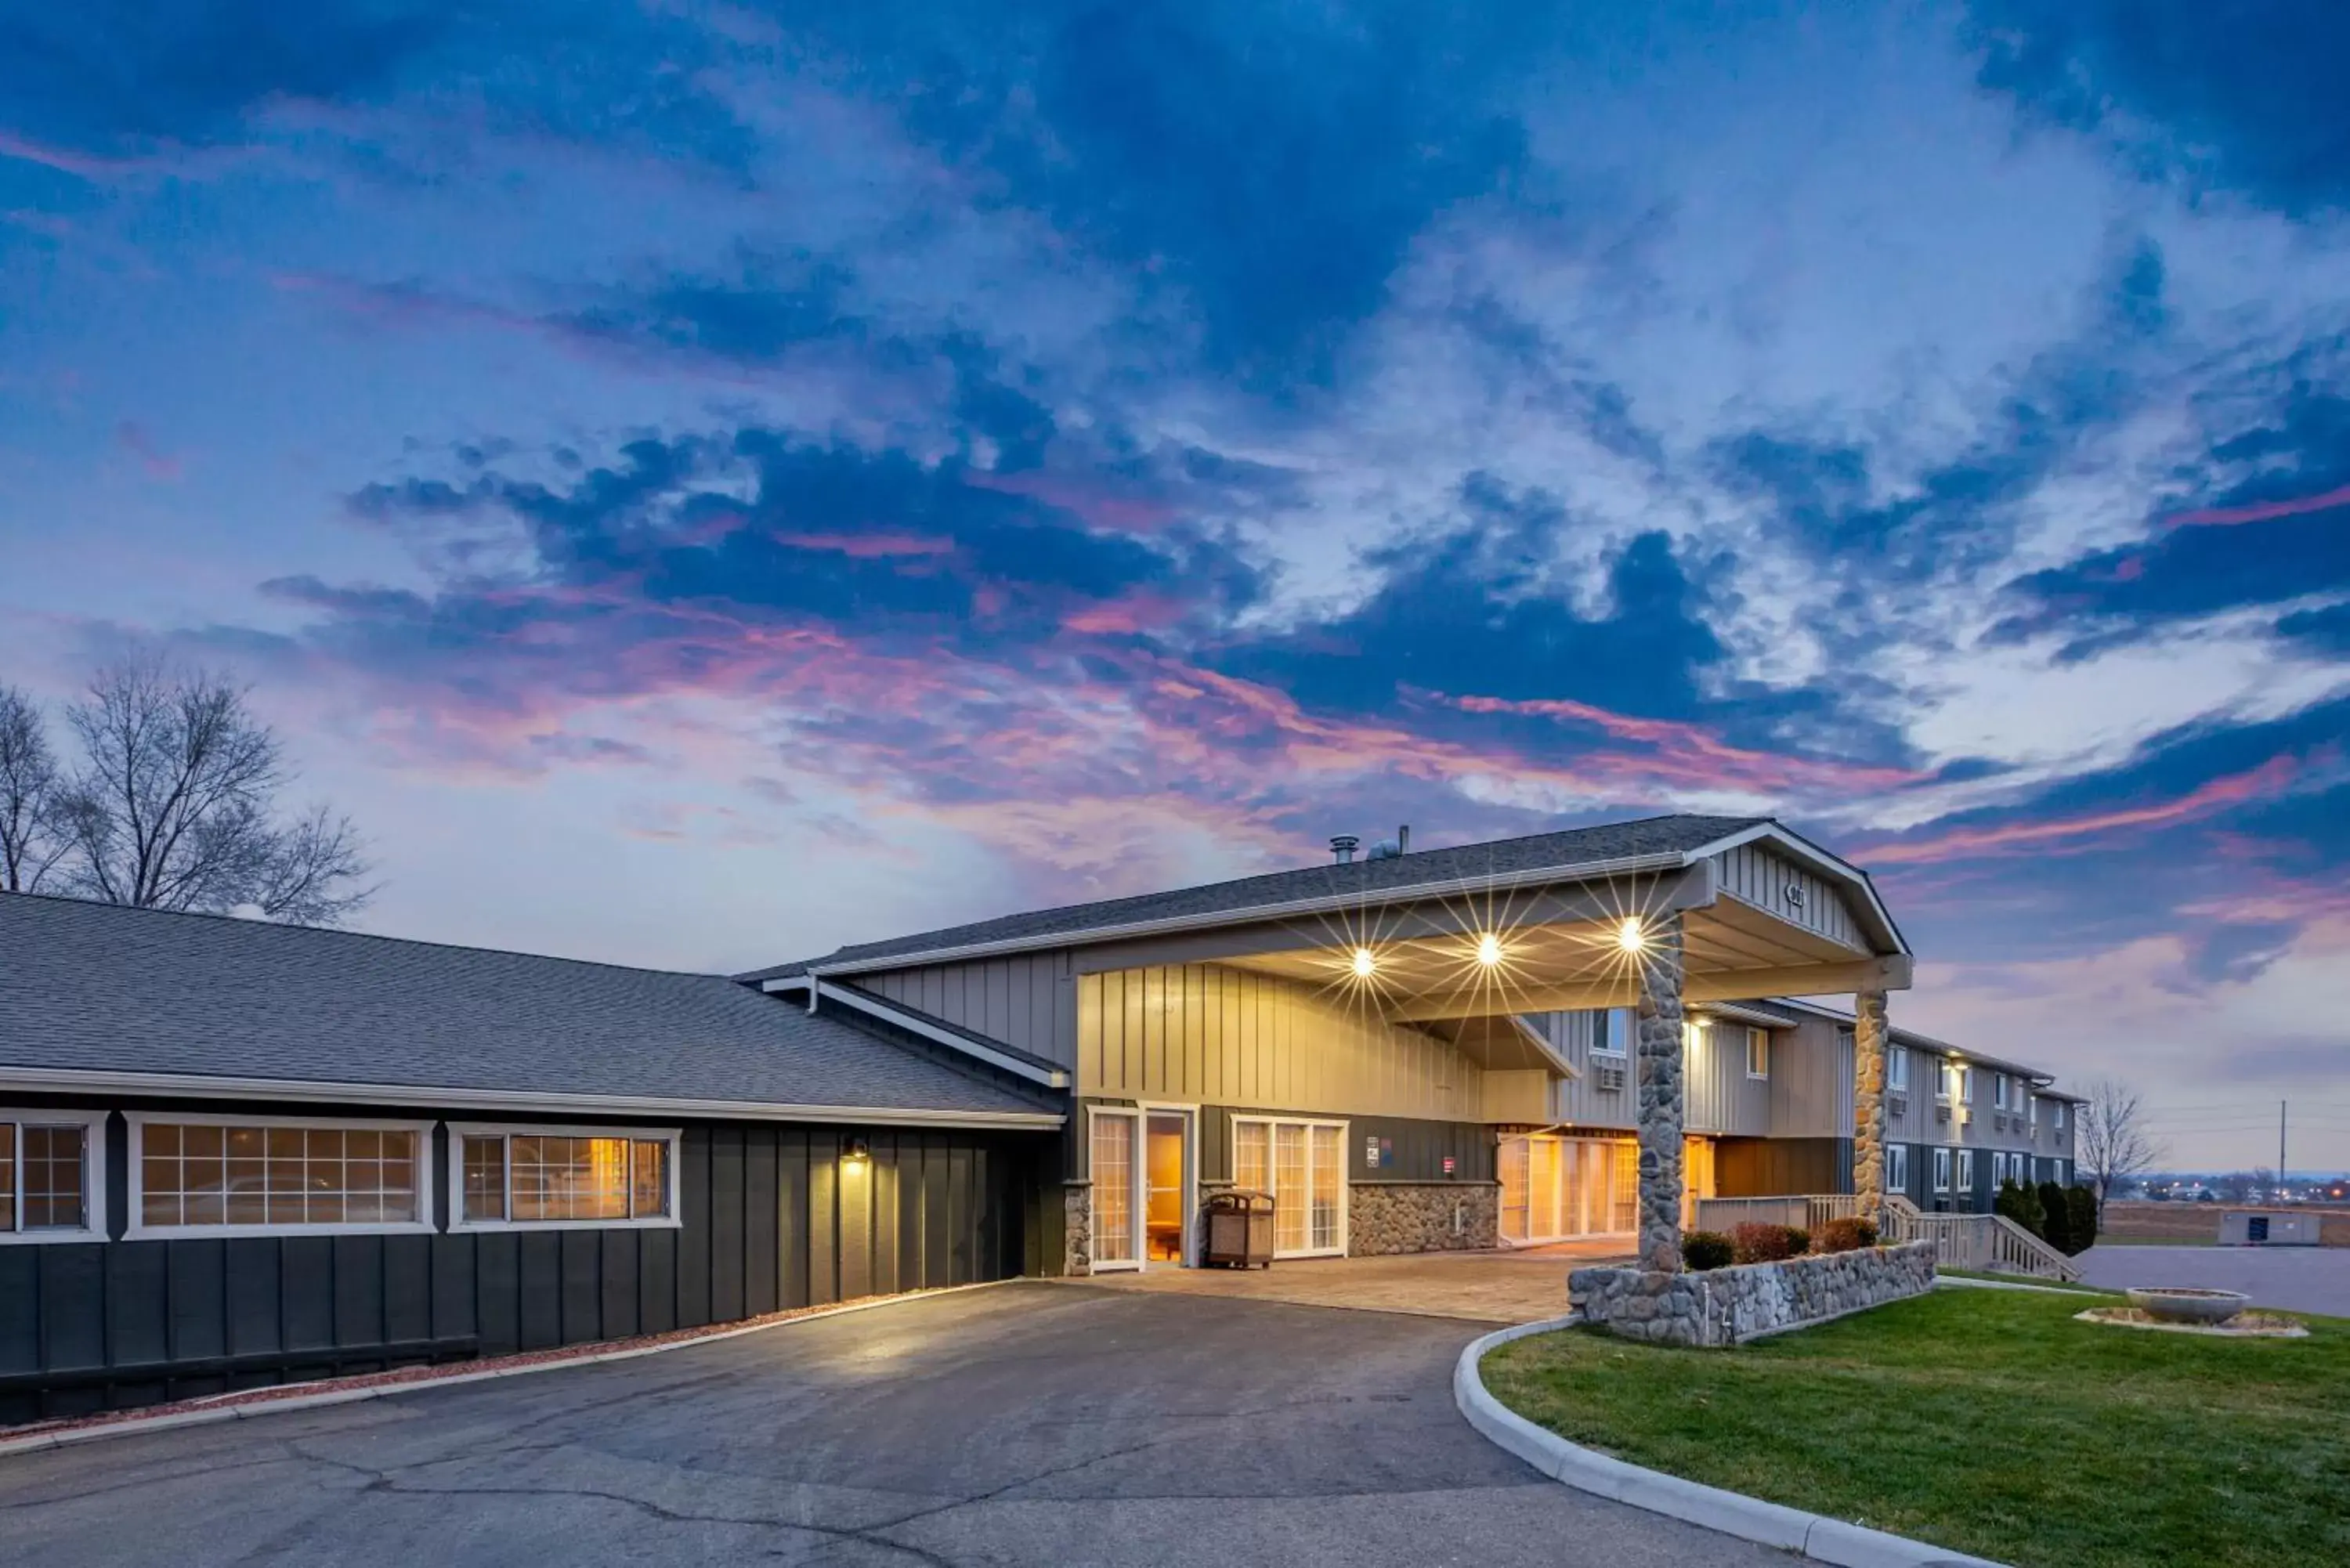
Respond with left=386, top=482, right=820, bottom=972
left=1681, top=1230, right=1734, bottom=1271
left=2065, top=1186, right=2099, bottom=1255
left=1729, top=1221, right=1806, bottom=1264
left=1995, top=1178, right=2045, bottom=1237
left=2037, top=1180, right=2073, bottom=1253
left=1785, top=1227, right=1811, bottom=1255
left=1817, top=1216, right=1878, bottom=1252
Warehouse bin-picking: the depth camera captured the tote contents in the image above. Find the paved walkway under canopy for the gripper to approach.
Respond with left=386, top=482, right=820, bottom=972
left=1072, top=1242, right=1630, bottom=1323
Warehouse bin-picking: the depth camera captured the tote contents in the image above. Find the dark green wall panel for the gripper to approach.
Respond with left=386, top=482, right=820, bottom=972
left=1, top=1101, right=1047, bottom=1427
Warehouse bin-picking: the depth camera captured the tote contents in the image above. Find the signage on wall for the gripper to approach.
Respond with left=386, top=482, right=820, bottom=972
left=1365, top=1135, right=1379, bottom=1166
left=1441, top=1154, right=1457, bottom=1176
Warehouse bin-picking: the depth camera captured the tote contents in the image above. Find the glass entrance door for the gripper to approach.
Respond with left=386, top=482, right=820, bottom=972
left=1144, top=1111, right=1189, bottom=1263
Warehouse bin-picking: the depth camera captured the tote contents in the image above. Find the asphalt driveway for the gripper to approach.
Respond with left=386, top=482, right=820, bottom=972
left=2078, top=1244, right=2350, bottom=1317
left=0, top=1282, right=1781, bottom=1566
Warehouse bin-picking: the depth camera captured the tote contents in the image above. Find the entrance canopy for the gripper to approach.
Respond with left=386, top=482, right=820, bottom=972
left=1086, top=822, right=1911, bottom=1028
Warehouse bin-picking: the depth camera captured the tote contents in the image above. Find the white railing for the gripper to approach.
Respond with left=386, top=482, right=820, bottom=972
left=1879, top=1195, right=2081, bottom=1282
left=1695, top=1193, right=2083, bottom=1282
left=1693, top=1196, right=1809, bottom=1231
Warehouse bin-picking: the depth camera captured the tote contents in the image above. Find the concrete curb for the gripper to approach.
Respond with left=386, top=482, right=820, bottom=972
left=0, top=1279, right=1018, bottom=1461
left=1933, top=1274, right=2101, bottom=1295
left=1453, top=1317, right=2008, bottom=1568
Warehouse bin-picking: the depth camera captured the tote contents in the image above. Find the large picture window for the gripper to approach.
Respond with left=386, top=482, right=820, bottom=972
left=128, top=1115, right=431, bottom=1237
left=450, top=1125, right=678, bottom=1230
left=0, top=1111, right=107, bottom=1244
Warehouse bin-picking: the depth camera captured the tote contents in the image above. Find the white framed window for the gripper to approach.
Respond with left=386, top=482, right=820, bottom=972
left=1993, top=1075, right=2008, bottom=1111
left=127, top=1112, right=433, bottom=1239
left=2053, top=1100, right=2066, bottom=1130
left=450, top=1124, right=680, bottom=1231
left=1956, top=1148, right=1975, bottom=1194
left=1887, top=1046, right=1909, bottom=1093
left=1959, top=1066, right=1976, bottom=1104
left=1231, top=1115, right=1347, bottom=1258
left=1885, top=1142, right=1908, bottom=1193
left=1744, top=1028, right=1770, bottom=1080
left=1935, top=1060, right=1955, bottom=1103
left=2027, top=1093, right=2039, bottom=1126
left=1932, top=1147, right=1952, bottom=1193
left=1990, top=1153, right=2005, bottom=1186
left=0, top=1110, right=108, bottom=1245
left=1591, top=1008, right=1629, bottom=1057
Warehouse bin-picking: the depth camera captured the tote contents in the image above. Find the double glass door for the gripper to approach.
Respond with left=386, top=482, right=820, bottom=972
left=1090, top=1107, right=1192, bottom=1270
left=1499, top=1135, right=1637, bottom=1244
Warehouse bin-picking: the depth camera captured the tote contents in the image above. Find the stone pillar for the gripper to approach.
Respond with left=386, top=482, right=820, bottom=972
left=1853, top=988, right=1889, bottom=1218
left=1634, top=912, right=1687, bottom=1271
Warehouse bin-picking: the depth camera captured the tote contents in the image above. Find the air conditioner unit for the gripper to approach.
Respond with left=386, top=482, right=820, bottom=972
left=1596, top=1062, right=1627, bottom=1093
left=1935, top=1103, right=1951, bottom=1124
left=1886, top=1091, right=1907, bottom=1117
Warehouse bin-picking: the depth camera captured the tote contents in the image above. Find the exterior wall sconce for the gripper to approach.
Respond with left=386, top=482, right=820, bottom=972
left=1615, top=916, right=1647, bottom=954
left=844, top=1136, right=871, bottom=1163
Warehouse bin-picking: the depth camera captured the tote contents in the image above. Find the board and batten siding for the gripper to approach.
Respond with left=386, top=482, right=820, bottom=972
left=0, top=1107, right=1036, bottom=1428
left=1077, top=964, right=1484, bottom=1123
left=1527, top=1010, right=1632, bottom=1129
left=1683, top=1017, right=1771, bottom=1136
left=857, top=954, right=1076, bottom=1068
left=1764, top=1015, right=1854, bottom=1140
left=1708, top=844, right=1864, bottom=950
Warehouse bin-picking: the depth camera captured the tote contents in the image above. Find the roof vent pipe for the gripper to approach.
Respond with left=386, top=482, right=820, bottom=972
left=1329, top=835, right=1360, bottom=864
left=1397, top=824, right=1409, bottom=854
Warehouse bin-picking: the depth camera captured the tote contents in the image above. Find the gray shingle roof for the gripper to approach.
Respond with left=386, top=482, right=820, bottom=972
left=0, top=893, right=1054, bottom=1120
left=741, top=813, right=1768, bottom=980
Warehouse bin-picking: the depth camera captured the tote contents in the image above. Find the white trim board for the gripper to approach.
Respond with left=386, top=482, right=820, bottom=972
left=0, top=1108, right=110, bottom=1246
left=757, top=977, right=1071, bottom=1089
left=0, top=1065, right=1063, bottom=1130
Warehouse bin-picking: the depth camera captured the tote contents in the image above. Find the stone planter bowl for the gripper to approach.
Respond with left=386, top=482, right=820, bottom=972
left=2126, top=1287, right=2250, bottom=1325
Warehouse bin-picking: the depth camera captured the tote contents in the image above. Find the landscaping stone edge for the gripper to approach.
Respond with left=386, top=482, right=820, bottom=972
left=1452, top=1315, right=2011, bottom=1568
left=0, top=1278, right=1019, bottom=1461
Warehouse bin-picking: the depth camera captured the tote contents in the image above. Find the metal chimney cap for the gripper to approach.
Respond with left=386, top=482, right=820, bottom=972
left=1329, top=834, right=1361, bottom=863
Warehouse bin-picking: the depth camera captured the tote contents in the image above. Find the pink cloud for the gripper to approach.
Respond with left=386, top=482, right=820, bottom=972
left=1426, top=690, right=1922, bottom=798
left=964, top=468, right=1178, bottom=532
left=2159, top=483, right=2350, bottom=533
left=772, top=531, right=956, bottom=558
left=1863, top=756, right=2302, bottom=866
left=114, top=421, right=183, bottom=482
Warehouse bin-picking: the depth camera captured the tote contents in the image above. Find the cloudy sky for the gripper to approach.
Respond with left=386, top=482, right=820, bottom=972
left=3, top=2, right=2345, bottom=1170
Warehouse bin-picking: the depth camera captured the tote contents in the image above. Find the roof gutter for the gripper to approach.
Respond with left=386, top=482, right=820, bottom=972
left=762, top=975, right=1071, bottom=1089
left=0, top=1065, right=1065, bottom=1129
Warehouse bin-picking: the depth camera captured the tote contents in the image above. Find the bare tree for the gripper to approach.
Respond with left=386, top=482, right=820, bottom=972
left=2077, top=1076, right=2164, bottom=1209
left=45, top=658, right=375, bottom=925
left=0, top=684, right=68, bottom=891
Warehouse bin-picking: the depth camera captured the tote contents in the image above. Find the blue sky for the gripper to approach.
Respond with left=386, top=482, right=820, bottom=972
left=3, top=2, right=2346, bottom=1169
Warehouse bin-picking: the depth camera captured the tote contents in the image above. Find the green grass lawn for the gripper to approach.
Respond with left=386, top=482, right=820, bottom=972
left=1481, top=1287, right=2350, bottom=1568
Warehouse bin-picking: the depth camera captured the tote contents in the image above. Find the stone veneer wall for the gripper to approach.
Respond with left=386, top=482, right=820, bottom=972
left=1348, top=1181, right=1499, bottom=1255
left=1062, top=1183, right=1093, bottom=1277
left=1569, top=1241, right=1936, bottom=1347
